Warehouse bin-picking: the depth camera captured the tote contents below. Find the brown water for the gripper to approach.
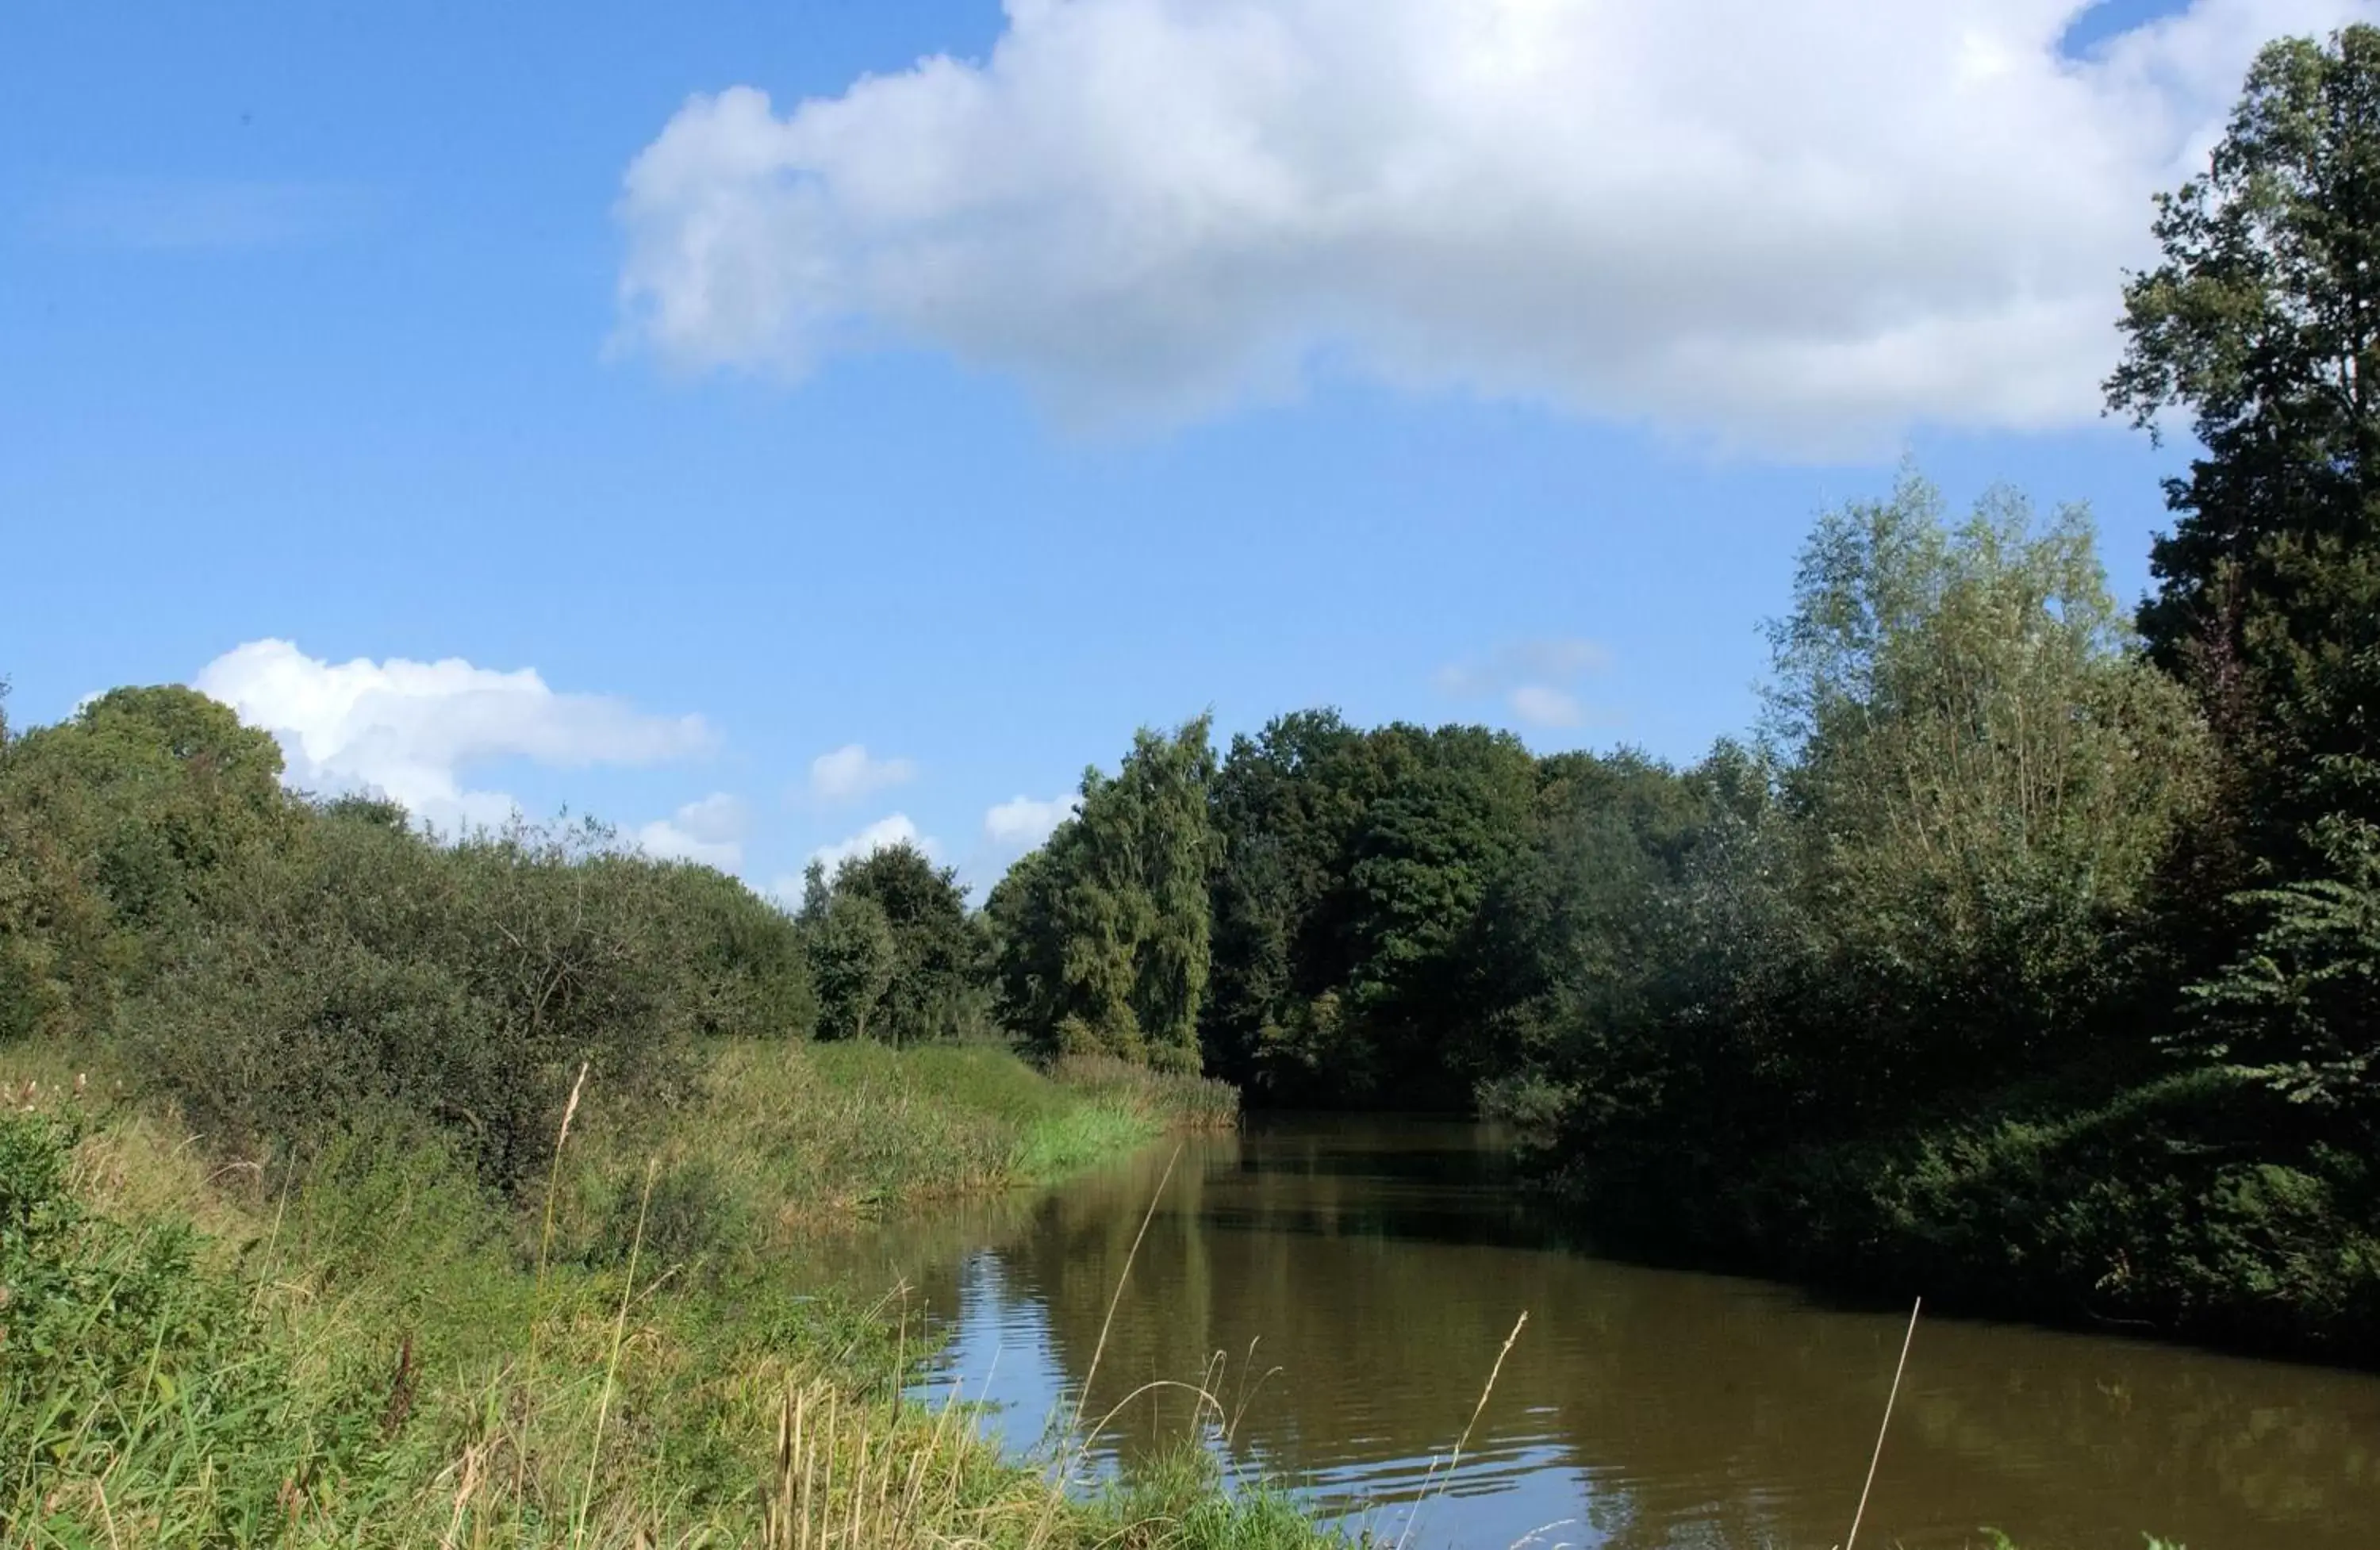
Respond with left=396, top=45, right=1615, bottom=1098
left=806, top=1115, right=2380, bottom=1549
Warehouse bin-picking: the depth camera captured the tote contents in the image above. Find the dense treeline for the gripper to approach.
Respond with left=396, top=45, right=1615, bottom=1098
left=983, top=28, right=2380, bottom=1360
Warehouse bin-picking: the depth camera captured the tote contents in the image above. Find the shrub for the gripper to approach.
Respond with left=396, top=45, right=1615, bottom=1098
left=125, top=811, right=701, bottom=1190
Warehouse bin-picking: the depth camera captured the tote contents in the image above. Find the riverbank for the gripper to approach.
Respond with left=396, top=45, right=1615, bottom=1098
left=1537, top=1063, right=2380, bottom=1369
left=1, top=1038, right=1334, bottom=1548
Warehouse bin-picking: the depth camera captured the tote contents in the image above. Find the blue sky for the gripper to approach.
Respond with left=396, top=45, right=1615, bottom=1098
left=3, top=0, right=2363, bottom=896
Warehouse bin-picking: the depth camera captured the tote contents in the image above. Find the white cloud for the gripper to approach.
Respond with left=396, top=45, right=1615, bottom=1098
left=614, top=0, right=2370, bottom=452
left=1507, top=685, right=1585, bottom=729
left=194, top=638, right=714, bottom=832
left=984, top=792, right=1081, bottom=851
left=809, top=812, right=938, bottom=873
left=808, top=742, right=918, bottom=802
left=635, top=792, right=750, bottom=869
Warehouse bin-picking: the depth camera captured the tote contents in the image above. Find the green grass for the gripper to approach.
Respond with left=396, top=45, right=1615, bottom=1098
left=1012, top=1103, right=1163, bottom=1185
left=0, top=1038, right=1308, bottom=1549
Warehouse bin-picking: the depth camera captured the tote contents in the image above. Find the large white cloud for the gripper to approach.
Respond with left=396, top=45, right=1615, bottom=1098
left=808, top=742, right=918, bottom=802
left=984, top=792, right=1081, bottom=850
left=636, top=792, right=750, bottom=869
left=615, top=0, right=2372, bottom=451
left=194, top=639, right=714, bottom=832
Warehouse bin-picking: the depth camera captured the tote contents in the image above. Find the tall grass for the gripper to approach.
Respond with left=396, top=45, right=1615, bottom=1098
left=0, top=1039, right=1308, bottom=1550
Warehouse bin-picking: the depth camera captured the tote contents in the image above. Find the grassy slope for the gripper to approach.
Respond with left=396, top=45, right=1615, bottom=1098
left=0, top=1038, right=1326, bottom=1549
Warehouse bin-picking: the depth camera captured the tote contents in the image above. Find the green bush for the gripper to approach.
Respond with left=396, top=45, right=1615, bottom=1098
left=125, top=811, right=706, bottom=1190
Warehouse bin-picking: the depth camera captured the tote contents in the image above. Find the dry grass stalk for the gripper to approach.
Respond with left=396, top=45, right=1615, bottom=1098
left=574, top=1154, right=657, bottom=1548
left=440, top=1440, right=486, bottom=1550
left=1070, top=1143, right=1180, bottom=1437
left=1841, top=1296, right=1923, bottom=1550
left=536, top=1060, right=592, bottom=1301
left=1397, top=1309, right=1528, bottom=1550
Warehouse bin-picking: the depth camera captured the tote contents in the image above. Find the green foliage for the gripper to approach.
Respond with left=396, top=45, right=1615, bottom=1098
left=991, top=718, right=1219, bottom=1072
left=2182, top=819, right=2380, bottom=1109
left=1197, top=714, right=1558, bottom=1105
left=0, top=685, right=292, bottom=1041
left=123, top=812, right=705, bottom=1189
left=1567, top=1068, right=2380, bottom=1363
left=827, top=841, right=989, bottom=1043
left=2106, top=18, right=2380, bottom=1035
left=2105, top=21, right=2380, bottom=1128
left=2109, top=28, right=2380, bottom=856
left=643, top=857, right=815, bottom=1039
left=0, top=685, right=824, bottom=1194
left=809, top=887, right=897, bottom=1042
left=1765, top=474, right=2209, bottom=1104
left=0, top=1112, right=381, bottom=1541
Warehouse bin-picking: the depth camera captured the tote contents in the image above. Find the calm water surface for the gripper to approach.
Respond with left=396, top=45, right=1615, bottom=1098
left=802, top=1115, right=2380, bottom=1549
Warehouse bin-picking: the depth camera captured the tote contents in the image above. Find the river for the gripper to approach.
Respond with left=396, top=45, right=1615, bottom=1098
left=801, top=1114, right=2380, bottom=1549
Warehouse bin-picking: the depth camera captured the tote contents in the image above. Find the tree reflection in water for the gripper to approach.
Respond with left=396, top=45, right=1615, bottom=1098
left=792, top=1116, right=2380, bottom=1550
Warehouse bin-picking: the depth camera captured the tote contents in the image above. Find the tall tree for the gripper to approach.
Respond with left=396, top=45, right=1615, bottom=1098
left=988, top=717, right=1217, bottom=1070
left=2107, top=25, right=2380, bottom=863
left=1200, top=711, right=1367, bottom=1088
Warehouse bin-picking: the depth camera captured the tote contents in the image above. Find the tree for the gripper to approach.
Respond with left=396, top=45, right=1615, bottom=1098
left=1335, top=724, right=1537, bottom=1101
left=809, top=892, right=896, bottom=1042
left=2107, top=25, right=2380, bottom=862
left=2183, top=818, right=2380, bottom=1111
left=988, top=717, right=1217, bottom=1070
left=0, top=685, right=294, bottom=1042
left=830, top=842, right=983, bottom=1044
left=1199, top=714, right=1545, bottom=1105
left=1200, top=711, right=1367, bottom=1088
left=794, top=860, right=831, bottom=927
left=1762, top=474, right=2208, bottom=1103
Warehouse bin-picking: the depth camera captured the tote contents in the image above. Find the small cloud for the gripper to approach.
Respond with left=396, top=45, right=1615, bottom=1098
left=808, top=743, right=918, bottom=803
left=1507, top=685, right=1585, bottom=729
left=984, top=793, right=1079, bottom=851
left=194, top=638, right=713, bottom=834
left=810, top=812, right=935, bottom=873
left=635, top=792, right=749, bottom=870
left=1434, top=637, right=1611, bottom=697
left=36, top=178, right=380, bottom=252
left=1437, top=636, right=1610, bottom=734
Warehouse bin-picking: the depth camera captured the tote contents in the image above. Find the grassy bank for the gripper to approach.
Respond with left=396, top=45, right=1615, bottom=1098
left=0, top=1040, right=1325, bottom=1549
left=551, top=1041, right=1238, bottom=1249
